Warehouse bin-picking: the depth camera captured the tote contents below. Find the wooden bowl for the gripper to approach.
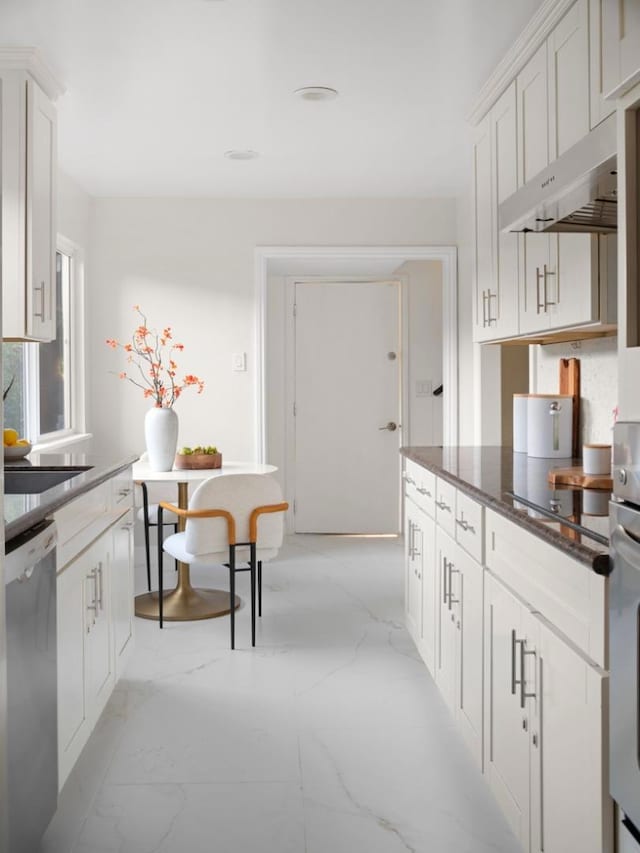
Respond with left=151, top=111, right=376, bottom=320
left=174, top=452, right=222, bottom=470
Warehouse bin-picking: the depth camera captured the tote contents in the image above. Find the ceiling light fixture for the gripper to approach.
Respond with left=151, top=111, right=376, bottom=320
left=294, top=86, right=339, bottom=102
left=224, top=150, right=259, bottom=161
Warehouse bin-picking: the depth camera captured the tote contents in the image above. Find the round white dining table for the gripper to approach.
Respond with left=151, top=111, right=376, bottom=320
left=132, top=460, right=277, bottom=622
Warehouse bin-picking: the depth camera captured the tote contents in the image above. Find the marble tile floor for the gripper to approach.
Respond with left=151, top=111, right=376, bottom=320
left=42, top=534, right=519, bottom=853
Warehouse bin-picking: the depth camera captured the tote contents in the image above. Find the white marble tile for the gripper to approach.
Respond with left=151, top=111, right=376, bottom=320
left=43, top=534, right=518, bottom=853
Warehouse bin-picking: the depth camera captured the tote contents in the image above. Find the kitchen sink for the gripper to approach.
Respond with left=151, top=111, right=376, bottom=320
left=4, top=467, right=93, bottom=495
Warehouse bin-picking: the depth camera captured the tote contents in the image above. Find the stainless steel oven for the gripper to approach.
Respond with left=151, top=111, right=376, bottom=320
left=610, top=422, right=640, bottom=846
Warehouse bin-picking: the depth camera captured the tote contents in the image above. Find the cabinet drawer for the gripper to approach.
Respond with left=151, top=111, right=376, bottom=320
left=111, top=466, right=134, bottom=511
left=485, top=507, right=606, bottom=667
left=403, top=458, right=436, bottom=518
left=454, top=491, right=484, bottom=563
left=435, top=477, right=456, bottom=536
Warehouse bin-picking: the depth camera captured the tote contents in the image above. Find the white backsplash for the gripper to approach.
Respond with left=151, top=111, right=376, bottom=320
left=533, top=337, right=618, bottom=446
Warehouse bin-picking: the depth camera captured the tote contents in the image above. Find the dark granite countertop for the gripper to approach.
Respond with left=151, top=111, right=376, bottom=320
left=4, top=449, right=139, bottom=544
left=401, top=446, right=610, bottom=574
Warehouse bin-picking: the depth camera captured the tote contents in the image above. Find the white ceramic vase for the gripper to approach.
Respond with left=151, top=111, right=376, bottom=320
left=145, top=407, right=179, bottom=471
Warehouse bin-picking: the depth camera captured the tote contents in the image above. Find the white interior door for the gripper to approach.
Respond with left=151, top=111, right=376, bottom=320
left=294, top=280, right=400, bottom=533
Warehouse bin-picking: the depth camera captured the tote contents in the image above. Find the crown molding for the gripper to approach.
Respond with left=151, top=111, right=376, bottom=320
left=0, top=47, right=65, bottom=100
left=467, top=0, right=575, bottom=126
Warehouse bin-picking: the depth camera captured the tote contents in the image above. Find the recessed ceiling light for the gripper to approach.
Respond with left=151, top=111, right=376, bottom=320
left=294, top=86, right=339, bottom=102
left=224, top=150, right=259, bottom=161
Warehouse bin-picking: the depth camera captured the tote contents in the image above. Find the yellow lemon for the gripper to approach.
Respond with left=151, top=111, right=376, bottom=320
left=3, top=428, right=18, bottom=446
left=16, top=438, right=30, bottom=447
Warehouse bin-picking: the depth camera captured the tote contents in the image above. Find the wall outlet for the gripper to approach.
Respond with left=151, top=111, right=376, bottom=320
left=232, top=352, right=247, bottom=372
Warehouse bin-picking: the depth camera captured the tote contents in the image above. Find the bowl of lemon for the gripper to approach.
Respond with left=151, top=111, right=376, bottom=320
left=4, top=429, right=32, bottom=460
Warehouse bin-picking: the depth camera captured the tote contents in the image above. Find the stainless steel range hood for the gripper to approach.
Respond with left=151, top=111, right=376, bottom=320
left=499, top=113, right=617, bottom=234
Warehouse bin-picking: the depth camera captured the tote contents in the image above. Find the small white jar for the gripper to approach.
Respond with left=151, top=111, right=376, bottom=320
left=582, top=443, right=611, bottom=476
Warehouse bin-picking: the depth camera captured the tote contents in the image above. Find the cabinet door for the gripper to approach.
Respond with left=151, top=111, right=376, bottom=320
left=26, top=78, right=56, bottom=341
left=420, top=509, right=437, bottom=674
left=484, top=574, right=531, bottom=848
left=454, top=543, right=484, bottom=768
left=602, top=0, right=640, bottom=97
left=85, top=543, right=115, bottom=725
left=589, top=0, right=616, bottom=127
left=548, top=0, right=590, bottom=159
left=519, top=233, right=551, bottom=333
left=547, top=233, right=600, bottom=329
left=529, top=617, right=612, bottom=853
left=112, top=509, right=135, bottom=678
left=57, top=555, right=89, bottom=789
left=405, top=499, right=423, bottom=645
left=492, top=81, right=519, bottom=339
left=473, top=114, right=495, bottom=343
left=517, top=43, right=549, bottom=187
left=435, top=528, right=457, bottom=713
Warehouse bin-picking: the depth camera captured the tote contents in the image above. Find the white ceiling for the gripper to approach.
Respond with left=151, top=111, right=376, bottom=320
left=0, top=0, right=542, bottom=198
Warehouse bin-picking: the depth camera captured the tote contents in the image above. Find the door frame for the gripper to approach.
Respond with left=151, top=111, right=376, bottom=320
left=254, top=245, right=458, bottom=464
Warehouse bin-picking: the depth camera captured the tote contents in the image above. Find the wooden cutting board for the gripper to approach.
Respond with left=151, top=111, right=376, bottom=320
left=559, top=358, right=580, bottom=458
left=547, top=466, right=613, bottom=490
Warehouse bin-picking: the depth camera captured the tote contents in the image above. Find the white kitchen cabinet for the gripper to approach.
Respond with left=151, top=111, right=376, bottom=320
left=517, top=43, right=549, bottom=188
left=529, top=615, right=612, bottom=853
left=405, top=498, right=424, bottom=645
left=601, top=0, right=640, bottom=99
left=473, top=82, right=519, bottom=343
left=1, top=71, right=57, bottom=341
left=111, top=509, right=135, bottom=679
left=57, top=533, right=114, bottom=789
left=484, top=572, right=534, bottom=848
left=436, top=530, right=484, bottom=767
left=589, top=0, right=616, bottom=127
left=548, top=0, right=590, bottom=159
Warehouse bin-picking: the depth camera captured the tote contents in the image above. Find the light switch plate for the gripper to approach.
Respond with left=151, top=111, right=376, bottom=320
left=232, top=352, right=247, bottom=372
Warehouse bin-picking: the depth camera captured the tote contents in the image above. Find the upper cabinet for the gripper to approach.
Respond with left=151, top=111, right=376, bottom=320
left=589, top=0, right=616, bottom=127
left=471, top=0, right=617, bottom=344
left=473, top=83, right=519, bottom=343
left=600, top=0, right=640, bottom=99
left=1, top=66, right=59, bottom=342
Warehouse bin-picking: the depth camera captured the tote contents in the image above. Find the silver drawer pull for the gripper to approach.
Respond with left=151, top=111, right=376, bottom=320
left=403, top=474, right=415, bottom=485
left=416, top=487, right=431, bottom=497
left=436, top=500, right=451, bottom=512
left=118, top=487, right=132, bottom=497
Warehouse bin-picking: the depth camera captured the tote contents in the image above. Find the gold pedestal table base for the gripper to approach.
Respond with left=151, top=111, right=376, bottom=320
left=135, top=568, right=241, bottom=621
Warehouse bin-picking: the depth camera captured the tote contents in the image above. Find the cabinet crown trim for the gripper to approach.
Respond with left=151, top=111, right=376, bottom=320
left=467, top=0, right=575, bottom=126
left=0, top=46, right=65, bottom=99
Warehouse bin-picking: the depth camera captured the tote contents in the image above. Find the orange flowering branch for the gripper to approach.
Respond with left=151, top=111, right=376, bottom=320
left=106, top=306, right=205, bottom=408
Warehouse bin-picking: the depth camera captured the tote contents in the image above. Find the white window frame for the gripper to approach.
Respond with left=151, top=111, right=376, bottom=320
left=25, top=235, right=88, bottom=450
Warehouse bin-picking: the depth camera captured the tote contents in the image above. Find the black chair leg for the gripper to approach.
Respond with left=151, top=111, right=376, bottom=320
left=141, top=481, right=152, bottom=592
left=157, top=506, right=164, bottom=629
left=258, top=560, right=262, bottom=617
left=250, top=544, right=257, bottom=647
left=229, top=546, right=236, bottom=650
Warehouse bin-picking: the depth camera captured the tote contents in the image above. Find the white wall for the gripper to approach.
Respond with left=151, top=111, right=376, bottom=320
left=58, top=170, right=91, bottom=249
left=533, top=337, right=618, bottom=445
left=87, top=198, right=457, bottom=461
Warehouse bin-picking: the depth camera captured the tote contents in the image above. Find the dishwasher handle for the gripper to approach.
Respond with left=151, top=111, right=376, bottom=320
left=4, top=520, right=57, bottom=586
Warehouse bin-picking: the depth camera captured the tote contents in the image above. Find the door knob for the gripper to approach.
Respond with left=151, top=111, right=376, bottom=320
left=379, top=422, right=398, bottom=431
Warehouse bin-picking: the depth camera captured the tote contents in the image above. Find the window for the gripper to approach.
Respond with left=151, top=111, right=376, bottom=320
left=3, top=242, right=84, bottom=446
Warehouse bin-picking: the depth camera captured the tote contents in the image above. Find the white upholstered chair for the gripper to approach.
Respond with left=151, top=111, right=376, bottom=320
left=157, top=474, right=288, bottom=648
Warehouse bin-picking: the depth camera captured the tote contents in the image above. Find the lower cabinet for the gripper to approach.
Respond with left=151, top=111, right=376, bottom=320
left=405, top=493, right=436, bottom=673
left=57, top=532, right=114, bottom=789
left=484, top=572, right=612, bottom=853
left=435, top=529, right=484, bottom=767
left=111, top=508, right=135, bottom=679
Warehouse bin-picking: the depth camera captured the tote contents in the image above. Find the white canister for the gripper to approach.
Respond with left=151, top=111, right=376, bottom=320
left=526, top=394, right=573, bottom=458
left=513, top=394, right=528, bottom=453
left=582, top=443, right=611, bottom=476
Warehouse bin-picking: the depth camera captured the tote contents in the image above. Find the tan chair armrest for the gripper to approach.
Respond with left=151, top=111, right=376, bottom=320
left=249, top=502, right=289, bottom=542
left=158, top=502, right=237, bottom=543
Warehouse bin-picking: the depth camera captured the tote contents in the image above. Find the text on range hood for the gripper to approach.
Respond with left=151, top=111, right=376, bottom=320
left=498, top=113, right=617, bottom=234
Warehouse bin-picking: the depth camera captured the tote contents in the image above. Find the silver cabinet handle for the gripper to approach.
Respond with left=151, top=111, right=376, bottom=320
left=34, top=281, right=46, bottom=320
left=121, top=521, right=135, bottom=531
left=519, top=640, right=537, bottom=709
left=416, top=486, right=431, bottom=497
left=543, top=263, right=556, bottom=310
left=379, top=422, right=398, bottom=432
left=511, top=629, right=518, bottom=696
left=455, top=515, right=475, bottom=534
left=403, top=473, right=415, bottom=485
left=86, top=568, right=98, bottom=631
left=97, top=562, right=104, bottom=612
left=447, top=561, right=459, bottom=609
left=436, top=499, right=451, bottom=512
left=536, top=267, right=545, bottom=313
left=442, top=556, right=448, bottom=604
left=482, top=290, right=488, bottom=327
left=118, top=487, right=132, bottom=497
left=413, top=526, right=422, bottom=561
left=486, top=290, right=497, bottom=326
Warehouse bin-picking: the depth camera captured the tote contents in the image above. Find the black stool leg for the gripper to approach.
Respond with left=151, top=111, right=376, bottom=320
left=141, top=482, right=152, bottom=592
left=157, top=506, right=164, bottom=629
left=258, top=560, right=262, bottom=617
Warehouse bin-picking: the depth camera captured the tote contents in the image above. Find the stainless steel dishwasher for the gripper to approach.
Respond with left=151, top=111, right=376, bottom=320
left=5, top=518, right=58, bottom=853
